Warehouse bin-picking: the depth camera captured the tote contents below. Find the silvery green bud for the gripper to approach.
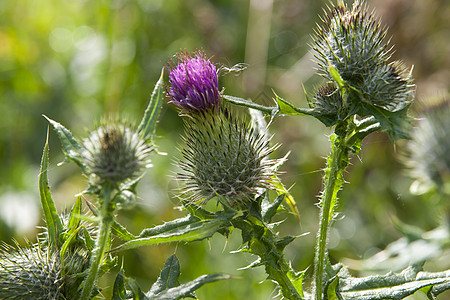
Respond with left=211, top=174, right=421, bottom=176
left=312, top=1, right=391, bottom=84
left=82, top=119, right=152, bottom=185
left=178, top=108, right=277, bottom=208
left=356, top=62, right=414, bottom=113
left=309, top=83, right=345, bottom=126
left=406, top=99, right=450, bottom=194
left=311, top=1, right=415, bottom=139
left=0, top=243, right=89, bottom=300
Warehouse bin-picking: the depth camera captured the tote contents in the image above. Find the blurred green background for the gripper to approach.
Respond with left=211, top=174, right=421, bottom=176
left=0, top=0, right=449, bottom=299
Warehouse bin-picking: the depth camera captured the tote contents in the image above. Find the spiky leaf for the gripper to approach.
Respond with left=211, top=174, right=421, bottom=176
left=231, top=216, right=304, bottom=299
left=149, top=254, right=181, bottom=295
left=39, top=130, right=63, bottom=249
left=148, top=273, right=231, bottom=300
left=44, top=115, right=87, bottom=171
left=66, top=196, right=82, bottom=237
left=139, top=215, right=201, bottom=238
left=138, top=68, right=164, bottom=140
left=112, top=221, right=137, bottom=241
left=112, top=214, right=232, bottom=252
left=223, top=94, right=277, bottom=116
left=325, top=264, right=450, bottom=299
left=261, top=193, right=285, bottom=223
left=112, top=270, right=127, bottom=300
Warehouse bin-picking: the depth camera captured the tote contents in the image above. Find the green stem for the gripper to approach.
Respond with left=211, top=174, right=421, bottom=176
left=313, top=136, right=348, bottom=300
left=233, top=217, right=303, bottom=299
left=265, top=259, right=302, bottom=300
left=80, top=185, right=115, bottom=300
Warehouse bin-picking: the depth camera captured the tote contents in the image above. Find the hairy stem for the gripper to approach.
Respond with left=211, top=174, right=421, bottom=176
left=313, top=135, right=348, bottom=300
left=265, top=256, right=303, bottom=300
left=233, top=217, right=303, bottom=300
left=80, top=185, right=114, bottom=300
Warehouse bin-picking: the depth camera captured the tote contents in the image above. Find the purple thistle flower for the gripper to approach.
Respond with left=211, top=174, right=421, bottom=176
left=167, top=51, right=221, bottom=111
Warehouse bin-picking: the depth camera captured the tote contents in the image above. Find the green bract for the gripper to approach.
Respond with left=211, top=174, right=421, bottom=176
left=308, top=83, right=345, bottom=126
left=0, top=243, right=65, bottom=300
left=178, top=108, right=277, bottom=208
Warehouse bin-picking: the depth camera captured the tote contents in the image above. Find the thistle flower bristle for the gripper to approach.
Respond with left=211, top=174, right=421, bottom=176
left=178, top=108, right=277, bottom=208
left=167, top=50, right=221, bottom=112
left=82, top=117, right=153, bottom=185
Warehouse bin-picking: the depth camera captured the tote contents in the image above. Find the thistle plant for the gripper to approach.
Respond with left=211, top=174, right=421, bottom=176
left=42, top=117, right=152, bottom=300
left=30, top=70, right=230, bottom=300
left=310, top=0, right=414, bottom=137
left=2, top=1, right=450, bottom=299
left=304, top=3, right=418, bottom=297
left=0, top=136, right=96, bottom=300
left=222, top=1, right=448, bottom=299
left=168, top=50, right=277, bottom=209
left=166, top=51, right=303, bottom=298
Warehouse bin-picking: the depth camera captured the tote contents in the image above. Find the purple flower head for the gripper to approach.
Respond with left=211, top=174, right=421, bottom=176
left=168, top=51, right=221, bottom=112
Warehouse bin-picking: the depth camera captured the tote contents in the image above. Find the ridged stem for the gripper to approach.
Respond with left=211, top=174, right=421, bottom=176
left=313, top=136, right=347, bottom=300
left=80, top=184, right=114, bottom=300
left=232, top=217, right=303, bottom=300
left=265, top=257, right=303, bottom=300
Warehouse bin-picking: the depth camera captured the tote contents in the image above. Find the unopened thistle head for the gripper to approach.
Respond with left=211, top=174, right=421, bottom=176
left=312, top=1, right=391, bottom=84
left=82, top=118, right=152, bottom=185
left=357, top=62, right=414, bottom=112
left=0, top=243, right=89, bottom=300
left=167, top=51, right=221, bottom=112
left=178, top=109, right=277, bottom=208
left=311, top=0, right=414, bottom=139
left=406, top=99, right=450, bottom=194
left=309, top=83, right=346, bottom=126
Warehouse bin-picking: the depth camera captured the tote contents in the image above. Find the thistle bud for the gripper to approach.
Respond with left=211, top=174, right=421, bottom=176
left=178, top=109, right=277, bottom=208
left=309, top=83, right=345, bottom=126
left=167, top=51, right=221, bottom=112
left=357, top=62, right=414, bottom=113
left=82, top=119, right=152, bottom=185
left=311, top=1, right=414, bottom=139
left=312, top=1, right=390, bottom=84
left=406, top=99, right=450, bottom=194
left=0, top=243, right=89, bottom=300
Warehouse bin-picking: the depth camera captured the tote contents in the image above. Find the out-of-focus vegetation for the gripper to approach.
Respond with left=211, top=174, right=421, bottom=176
left=0, top=0, right=449, bottom=299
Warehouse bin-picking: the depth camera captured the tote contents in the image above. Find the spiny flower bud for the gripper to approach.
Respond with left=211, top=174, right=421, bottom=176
left=406, top=99, right=450, bottom=194
left=357, top=62, right=414, bottom=112
left=0, top=243, right=89, bottom=300
left=167, top=51, right=221, bottom=112
left=311, top=1, right=414, bottom=140
left=312, top=1, right=391, bottom=84
left=82, top=119, right=152, bottom=185
left=309, top=83, right=345, bottom=126
left=178, top=108, right=277, bottom=208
